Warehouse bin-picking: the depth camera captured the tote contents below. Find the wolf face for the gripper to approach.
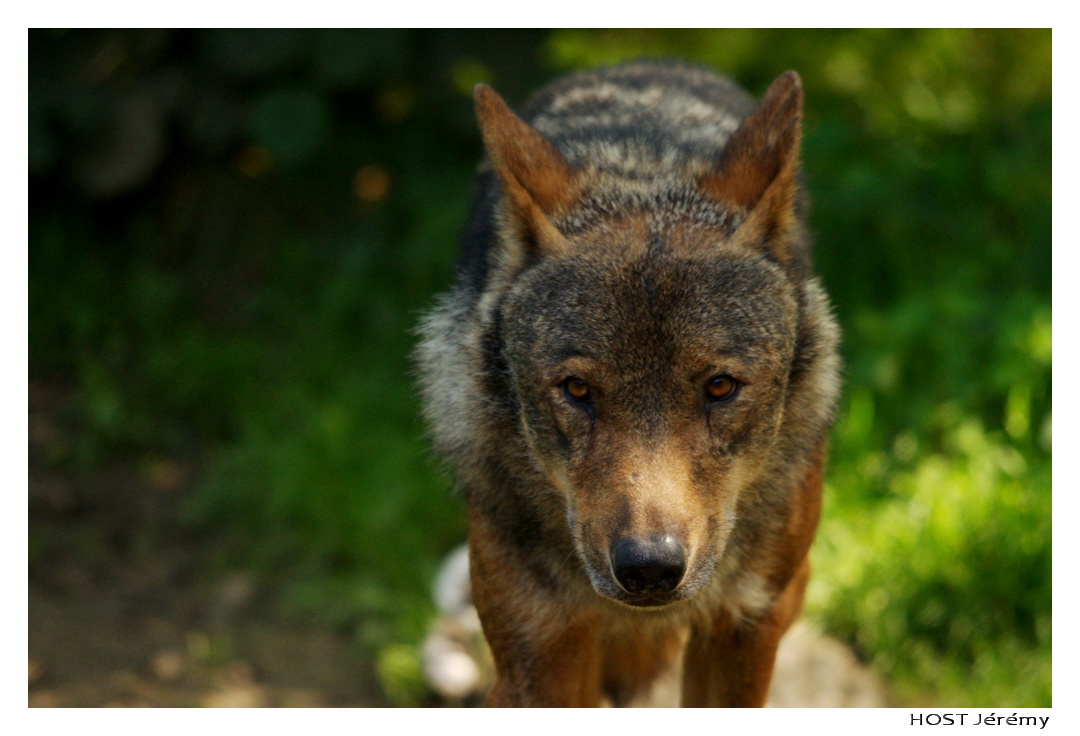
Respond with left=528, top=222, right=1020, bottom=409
left=501, top=246, right=800, bottom=607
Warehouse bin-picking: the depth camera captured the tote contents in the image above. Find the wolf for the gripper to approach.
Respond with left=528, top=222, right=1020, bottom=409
left=416, top=60, right=841, bottom=707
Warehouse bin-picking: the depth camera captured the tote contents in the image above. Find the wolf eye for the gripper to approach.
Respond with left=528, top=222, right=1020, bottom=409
left=563, top=376, right=591, bottom=403
left=705, top=375, right=740, bottom=403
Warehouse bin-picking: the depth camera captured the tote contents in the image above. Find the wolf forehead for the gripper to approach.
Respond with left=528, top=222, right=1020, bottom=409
left=501, top=252, right=800, bottom=366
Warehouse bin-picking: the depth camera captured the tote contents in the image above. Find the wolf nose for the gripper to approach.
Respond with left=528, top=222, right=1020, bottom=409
left=611, top=536, right=686, bottom=595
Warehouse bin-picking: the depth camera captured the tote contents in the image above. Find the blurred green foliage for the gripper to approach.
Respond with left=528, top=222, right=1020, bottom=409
left=29, top=29, right=1050, bottom=706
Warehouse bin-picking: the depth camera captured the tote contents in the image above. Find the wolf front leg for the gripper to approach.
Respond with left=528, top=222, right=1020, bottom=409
left=468, top=506, right=606, bottom=707
left=482, top=615, right=605, bottom=707
left=681, top=559, right=809, bottom=707
left=681, top=443, right=825, bottom=707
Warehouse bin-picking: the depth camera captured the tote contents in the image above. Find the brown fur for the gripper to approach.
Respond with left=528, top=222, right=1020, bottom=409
left=417, top=61, right=841, bottom=707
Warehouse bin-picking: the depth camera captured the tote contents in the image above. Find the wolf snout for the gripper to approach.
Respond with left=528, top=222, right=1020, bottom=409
left=610, top=535, right=686, bottom=596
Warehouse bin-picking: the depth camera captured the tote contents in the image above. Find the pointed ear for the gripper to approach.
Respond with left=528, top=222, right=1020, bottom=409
left=474, top=83, right=579, bottom=254
left=700, top=71, right=804, bottom=261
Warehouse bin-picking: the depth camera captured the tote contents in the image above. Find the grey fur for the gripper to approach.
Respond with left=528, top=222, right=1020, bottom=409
left=416, top=60, right=841, bottom=706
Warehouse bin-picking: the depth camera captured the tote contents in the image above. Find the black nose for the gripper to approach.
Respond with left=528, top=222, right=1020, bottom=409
left=610, top=536, right=686, bottom=595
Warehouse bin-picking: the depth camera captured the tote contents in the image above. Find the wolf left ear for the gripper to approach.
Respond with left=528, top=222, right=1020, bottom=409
left=700, top=71, right=805, bottom=264
left=474, top=84, right=579, bottom=256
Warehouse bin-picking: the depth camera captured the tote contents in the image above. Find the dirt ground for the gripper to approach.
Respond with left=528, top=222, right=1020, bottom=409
left=29, top=379, right=888, bottom=708
left=28, top=381, right=386, bottom=707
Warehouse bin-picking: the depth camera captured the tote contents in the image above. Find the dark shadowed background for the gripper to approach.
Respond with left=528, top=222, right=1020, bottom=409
left=28, top=28, right=1050, bottom=707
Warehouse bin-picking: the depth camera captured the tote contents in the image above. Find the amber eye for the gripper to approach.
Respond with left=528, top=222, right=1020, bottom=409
left=563, top=377, right=591, bottom=402
left=706, top=375, right=740, bottom=403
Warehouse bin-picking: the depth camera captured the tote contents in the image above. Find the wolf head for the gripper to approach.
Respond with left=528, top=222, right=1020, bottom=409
left=433, top=70, right=837, bottom=610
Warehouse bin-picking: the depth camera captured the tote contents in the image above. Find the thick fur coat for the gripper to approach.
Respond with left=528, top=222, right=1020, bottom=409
left=417, top=61, right=841, bottom=707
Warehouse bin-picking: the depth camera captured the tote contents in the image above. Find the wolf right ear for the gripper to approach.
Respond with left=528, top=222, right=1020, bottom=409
left=474, top=84, right=579, bottom=255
